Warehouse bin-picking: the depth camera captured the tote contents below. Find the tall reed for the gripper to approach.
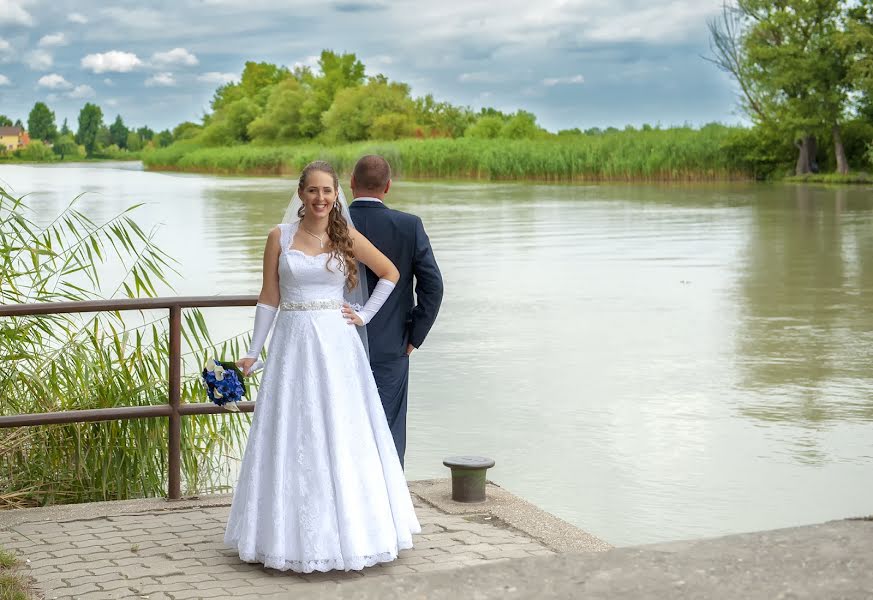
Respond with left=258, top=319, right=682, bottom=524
left=143, top=125, right=754, bottom=181
left=0, top=187, right=250, bottom=508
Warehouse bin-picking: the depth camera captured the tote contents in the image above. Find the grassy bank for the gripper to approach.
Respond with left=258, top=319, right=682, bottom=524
left=785, top=172, right=873, bottom=184
left=0, top=549, right=33, bottom=600
left=143, top=126, right=758, bottom=182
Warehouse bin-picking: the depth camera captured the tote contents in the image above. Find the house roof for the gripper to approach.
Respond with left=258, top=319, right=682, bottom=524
left=0, top=126, right=23, bottom=136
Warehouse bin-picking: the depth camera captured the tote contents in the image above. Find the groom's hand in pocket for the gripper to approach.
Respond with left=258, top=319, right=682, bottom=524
left=406, top=344, right=415, bottom=356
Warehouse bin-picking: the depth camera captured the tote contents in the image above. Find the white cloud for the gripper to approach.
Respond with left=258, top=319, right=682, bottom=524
left=39, top=33, right=68, bottom=47
left=37, top=73, right=72, bottom=90
left=68, top=12, right=88, bottom=24
left=24, top=49, right=52, bottom=70
left=458, top=72, right=504, bottom=84
left=106, top=98, right=119, bottom=107
left=145, top=72, right=175, bottom=87
left=69, top=84, right=95, bottom=98
left=196, top=71, right=236, bottom=85
left=0, top=74, right=10, bottom=86
left=81, top=51, right=143, bottom=73
left=103, top=78, right=113, bottom=86
left=542, top=74, right=584, bottom=86
left=0, top=37, right=11, bottom=63
left=0, top=0, right=33, bottom=26
left=151, top=47, right=198, bottom=67
left=292, top=55, right=319, bottom=71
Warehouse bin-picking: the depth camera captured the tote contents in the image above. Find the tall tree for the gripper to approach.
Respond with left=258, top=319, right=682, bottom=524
left=28, top=102, right=58, bottom=143
left=13, top=119, right=23, bottom=129
left=0, top=115, right=12, bottom=127
left=109, top=115, right=129, bottom=149
left=60, top=118, right=71, bottom=136
left=708, top=1, right=852, bottom=174
left=76, top=103, right=104, bottom=156
left=298, top=50, right=366, bottom=138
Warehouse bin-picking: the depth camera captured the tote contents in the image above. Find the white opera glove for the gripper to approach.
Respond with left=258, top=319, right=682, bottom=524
left=355, top=278, right=396, bottom=325
left=244, top=303, right=278, bottom=359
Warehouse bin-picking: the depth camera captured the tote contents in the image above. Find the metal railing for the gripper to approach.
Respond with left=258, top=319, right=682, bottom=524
left=0, top=295, right=259, bottom=500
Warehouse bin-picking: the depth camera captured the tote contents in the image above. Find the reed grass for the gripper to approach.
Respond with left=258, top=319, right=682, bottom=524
left=142, top=125, right=755, bottom=181
left=0, top=550, right=32, bottom=600
left=0, top=186, right=250, bottom=508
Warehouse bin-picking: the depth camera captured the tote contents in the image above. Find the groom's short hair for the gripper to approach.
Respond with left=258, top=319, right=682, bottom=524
left=353, top=155, right=391, bottom=192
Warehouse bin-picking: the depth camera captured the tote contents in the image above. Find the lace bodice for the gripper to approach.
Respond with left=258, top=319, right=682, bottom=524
left=278, top=222, right=346, bottom=304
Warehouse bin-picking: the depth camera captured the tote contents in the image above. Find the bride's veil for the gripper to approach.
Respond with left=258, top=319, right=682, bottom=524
left=282, top=186, right=371, bottom=358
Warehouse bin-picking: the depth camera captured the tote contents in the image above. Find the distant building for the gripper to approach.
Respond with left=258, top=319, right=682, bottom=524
left=0, top=127, right=30, bottom=151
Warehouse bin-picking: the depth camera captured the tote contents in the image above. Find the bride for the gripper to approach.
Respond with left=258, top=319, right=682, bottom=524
left=224, top=160, right=420, bottom=572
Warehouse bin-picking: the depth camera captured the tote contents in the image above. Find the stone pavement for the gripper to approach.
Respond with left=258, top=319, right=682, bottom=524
left=0, top=479, right=609, bottom=599
left=317, top=517, right=873, bottom=600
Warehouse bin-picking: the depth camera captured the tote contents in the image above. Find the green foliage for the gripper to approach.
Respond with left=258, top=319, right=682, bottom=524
left=59, top=118, right=71, bottom=136
left=14, top=140, right=54, bottom=162
left=0, top=115, right=12, bottom=127
left=0, top=548, right=31, bottom=600
left=322, top=77, right=415, bottom=142
left=0, top=187, right=249, bottom=507
left=247, top=79, right=306, bottom=143
left=109, top=115, right=129, bottom=149
left=172, top=122, right=200, bottom=141
left=52, top=134, right=82, bottom=160
left=464, top=115, right=504, bottom=139
left=414, top=95, right=475, bottom=138
left=27, top=102, right=56, bottom=143
left=126, top=131, right=143, bottom=152
left=137, top=126, right=155, bottom=141
left=144, top=124, right=752, bottom=181
left=499, top=111, right=543, bottom=140
left=202, top=98, right=261, bottom=145
left=76, top=103, right=103, bottom=156
left=154, top=130, right=173, bottom=148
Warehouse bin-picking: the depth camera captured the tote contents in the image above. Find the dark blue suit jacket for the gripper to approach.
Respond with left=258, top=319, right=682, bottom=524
left=349, top=200, right=443, bottom=364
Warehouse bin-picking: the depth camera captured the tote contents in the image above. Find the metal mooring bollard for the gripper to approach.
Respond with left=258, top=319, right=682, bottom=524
left=442, top=456, right=496, bottom=503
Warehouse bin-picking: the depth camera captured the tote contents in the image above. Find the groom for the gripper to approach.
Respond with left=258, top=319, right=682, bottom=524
left=349, top=155, right=443, bottom=468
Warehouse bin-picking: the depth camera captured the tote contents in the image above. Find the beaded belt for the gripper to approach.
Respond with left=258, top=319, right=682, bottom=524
left=279, top=299, right=344, bottom=311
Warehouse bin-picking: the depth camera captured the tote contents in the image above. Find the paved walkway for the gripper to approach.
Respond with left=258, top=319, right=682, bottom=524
left=319, top=517, right=873, bottom=599
left=0, top=480, right=609, bottom=599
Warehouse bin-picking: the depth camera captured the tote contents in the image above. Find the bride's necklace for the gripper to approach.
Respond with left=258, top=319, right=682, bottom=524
left=300, top=224, right=327, bottom=249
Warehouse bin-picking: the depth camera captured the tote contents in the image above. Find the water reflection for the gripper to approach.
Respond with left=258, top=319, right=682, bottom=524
left=736, top=184, right=873, bottom=433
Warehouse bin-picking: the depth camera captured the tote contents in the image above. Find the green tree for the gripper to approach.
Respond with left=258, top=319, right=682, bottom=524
left=76, top=103, right=103, bottom=156
left=95, top=125, right=111, bottom=150
left=0, top=115, right=13, bottom=127
left=414, top=94, right=475, bottom=137
left=843, top=1, right=873, bottom=109
left=171, top=122, right=200, bottom=140
left=202, top=98, right=260, bottom=145
left=154, top=130, right=173, bottom=147
left=247, top=78, right=307, bottom=142
left=15, top=139, right=54, bottom=161
left=125, top=131, right=143, bottom=152
left=60, top=118, right=71, bottom=136
left=136, top=126, right=155, bottom=141
left=500, top=110, right=542, bottom=139
left=53, top=134, right=81, bottom=159
left=321, top=76, right=415, bottom=142
left=708, top=1, right=852, bottom=174
left=464, top=115, right=505, bottom=139
left=13, top=119, right=23, bottom=129
left=298, top=50, right=366, bottom=138
left=109, top=115, right=129, bottom=149
left=27, top=102, right=57, bottom=142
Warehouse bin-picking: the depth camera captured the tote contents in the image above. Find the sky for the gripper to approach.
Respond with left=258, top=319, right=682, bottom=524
left=0, top=0, right=743, bottom=133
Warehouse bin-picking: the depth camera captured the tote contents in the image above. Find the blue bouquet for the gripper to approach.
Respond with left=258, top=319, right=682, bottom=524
left=201, top=358, right=247, bottom=412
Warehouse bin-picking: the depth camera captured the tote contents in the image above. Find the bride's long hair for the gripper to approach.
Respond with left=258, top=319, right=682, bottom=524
left=296, top=161, right=358, bottom=291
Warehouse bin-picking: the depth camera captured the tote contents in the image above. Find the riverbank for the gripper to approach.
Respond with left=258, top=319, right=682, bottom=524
left=141, top=128, right=760, bottom=183
left=785, top=172, right=873, bottom=185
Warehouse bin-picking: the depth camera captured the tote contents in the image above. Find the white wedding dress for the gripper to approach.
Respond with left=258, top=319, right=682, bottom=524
left=224, top=222, right=420, bottom=572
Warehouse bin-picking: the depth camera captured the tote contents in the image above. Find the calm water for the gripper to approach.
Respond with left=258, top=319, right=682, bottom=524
left=2, top=162, right=872, bottom=547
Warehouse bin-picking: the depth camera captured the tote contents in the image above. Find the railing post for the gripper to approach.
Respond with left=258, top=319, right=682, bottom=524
left=168, top=304, right=182, bottom=500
